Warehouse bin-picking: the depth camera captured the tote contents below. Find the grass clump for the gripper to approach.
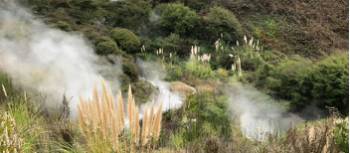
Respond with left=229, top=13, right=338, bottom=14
left=78, top=82, right=163, bottom=153
left=0, top=112, right=23, bottom=153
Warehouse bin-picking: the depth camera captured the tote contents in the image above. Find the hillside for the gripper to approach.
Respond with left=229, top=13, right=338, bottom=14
left=0, top=0, right=348, bottom=153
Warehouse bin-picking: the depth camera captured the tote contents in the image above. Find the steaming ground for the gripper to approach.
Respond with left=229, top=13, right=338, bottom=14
left=137, top=60, right=183, bottom=112
left=227, top=83, right=303, bottom=141
left=0, top=1, right=121, bottom=117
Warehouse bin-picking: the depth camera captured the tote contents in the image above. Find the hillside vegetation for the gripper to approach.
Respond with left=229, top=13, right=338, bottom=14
left=0, top=0, right=348, bottom=152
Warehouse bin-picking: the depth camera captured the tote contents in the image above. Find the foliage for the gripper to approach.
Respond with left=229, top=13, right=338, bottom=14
left=95, top=36, right=122, bottom=55
left=111, top=28, right=141, bottom=53
left=334, top=118, right=349, bottom=153
left=156, top=3, right=200, bottom=36
left=78, top=82, right=163, bottom=153
left=0, top=112, right=23, bottom=153
left=251, top=53, right=349, bottom=114
left=203, top=6, right=243, bottom=43
left=308, top=53, right=349, bottom=114
left=184, top=59, right=214, bottom=79
left=183, top=93, right=231, bottom=140
left=104, top=0, right=151, bottom=30
left=122, top=57, right=140, bottom=82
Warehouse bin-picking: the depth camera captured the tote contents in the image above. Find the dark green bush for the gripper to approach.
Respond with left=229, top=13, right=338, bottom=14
left=308, top=54, right=349, bottom=114
left=156, top=3, right=200, bottom=36
left=104, top=0, right=151, bottom=30
left=53, top=20, right=72, bottom=31
left=110, top=28, right=141, bottom=53
left=251, top=53, right=349, bottom=115
left=203, top=6, right=243, bottom=43
left=122, top=57, right=140, bottom=82
left=95, top=36, right=122, bottom=55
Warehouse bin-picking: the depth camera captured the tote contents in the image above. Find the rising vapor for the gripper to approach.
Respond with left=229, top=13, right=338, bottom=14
left=227, top=83, right=303, bottom=141
left=0, top=1, right=119, bottom=117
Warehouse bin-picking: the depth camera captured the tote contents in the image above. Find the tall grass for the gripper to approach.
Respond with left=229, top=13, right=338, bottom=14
left=78, top=81, right=163, bottom=153
left=0, top=112, right=23, bottom=153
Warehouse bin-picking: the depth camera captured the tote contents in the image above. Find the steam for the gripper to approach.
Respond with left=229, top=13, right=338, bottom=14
left=0, top=1, right=120, bottom=117
left=227, top=83, right=303, bottom=141
left=137, top=60, right=183, bottom=112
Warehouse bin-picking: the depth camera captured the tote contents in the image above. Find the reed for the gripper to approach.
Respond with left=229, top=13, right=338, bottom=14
left=78, top=81, right=163, bottom=153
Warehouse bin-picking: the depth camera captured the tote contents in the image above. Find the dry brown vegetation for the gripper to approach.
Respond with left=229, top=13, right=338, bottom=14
left=226, top=0, right=348, bottom=56
left=78, top=81, right=163, bottom=153
left=0, top=112, right=23, bottom=153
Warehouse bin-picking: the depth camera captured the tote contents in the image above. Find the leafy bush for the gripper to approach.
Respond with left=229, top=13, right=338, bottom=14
left=203, top=6, right=243, bottom=43
left=122, top=57, right=140, bottom=82
left=308, top=53, right=349, bottom=114
left=251, top=53, right=348, bottom=114
left=156, top=3, right=200, bottom=36
left=95, top=36, right=122, bottom=55
left=110, top=28, right=141, bottom=53
left=104, top=0, right=151, bottom=30
left=165, top=64, right=184, bottom=81
left=185, top=59, right=214, bottom=79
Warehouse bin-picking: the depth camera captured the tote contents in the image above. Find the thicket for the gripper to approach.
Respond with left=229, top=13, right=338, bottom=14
left=249, top=53, right=349, bottom=115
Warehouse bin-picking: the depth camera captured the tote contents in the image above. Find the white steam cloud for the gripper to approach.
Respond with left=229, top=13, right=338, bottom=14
left=0, top=1, right=119, bottom=117
left=227, top=83, right=303, bottom=141
left=137, top=60, right=183, bottom=112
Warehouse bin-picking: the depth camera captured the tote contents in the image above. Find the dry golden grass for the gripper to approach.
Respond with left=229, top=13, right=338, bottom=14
left=78, top=81, right=163, bottom=153
left=0, top=112, right=23, bottom=153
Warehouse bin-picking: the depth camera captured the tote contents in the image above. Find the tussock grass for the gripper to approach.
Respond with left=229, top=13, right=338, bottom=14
left=78, top=81, right=163, bottom=153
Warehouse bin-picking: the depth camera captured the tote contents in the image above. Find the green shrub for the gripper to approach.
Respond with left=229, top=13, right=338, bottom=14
left=264, top=56, right=313, bottom=107
left=122, top=57, right=140, bottom=82
left=308, top=53, right=349, bottom=114
left=104, top=0, right=151, bottom=30
left=165, top=64, right=184, bottom=81
left=156, top=3, right=200, bottom=36
left=183, top=93, right=231, bottom=141
left=251, top=53, right=348, bottom=114
left=53, top=20, right=72, bottom=31
left=95, top=36, right=122, bottom=55
left=185, top=59, right=214, bottom=79
left=203, top=6, right=243, bottom=43
left=110, top=28, right=141, bottom=53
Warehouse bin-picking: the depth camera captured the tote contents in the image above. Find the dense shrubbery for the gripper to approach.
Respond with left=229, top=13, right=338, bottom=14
left=203, top=7, right=243, bottom=43
left=163, top=92, right=231, bottom=150
left=110, top=28, right=141, bottom=53
left=184, top=59, right=214, bottom=79
left=156, top=3, right=200, bottom=36
left=95, top=36, right=122, bottom=55
left=104, top=0, right=151, bottom=30
left=251, top=53, right=349, bottom=114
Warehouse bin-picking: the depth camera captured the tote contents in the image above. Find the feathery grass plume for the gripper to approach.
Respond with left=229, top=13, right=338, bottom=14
left=78, top=81, right=163, bottom=152
left=153, top=104, right=163, bottom=141
left=78, top=82, right=124, bottom=152
left=2, top=83, right=7, bottom=98
left=236, top=56, right=242, bottom=77
left=0, top=112, right=23, bottom=153
left=141, top=109, right=150, bottom=146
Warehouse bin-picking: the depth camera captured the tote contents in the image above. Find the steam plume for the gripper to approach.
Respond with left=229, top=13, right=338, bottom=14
left=0, top=1, right=118, bottom=117
left=227, top=83, right=303, bottom=141
left=137, top=60, right=183, bottom=112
